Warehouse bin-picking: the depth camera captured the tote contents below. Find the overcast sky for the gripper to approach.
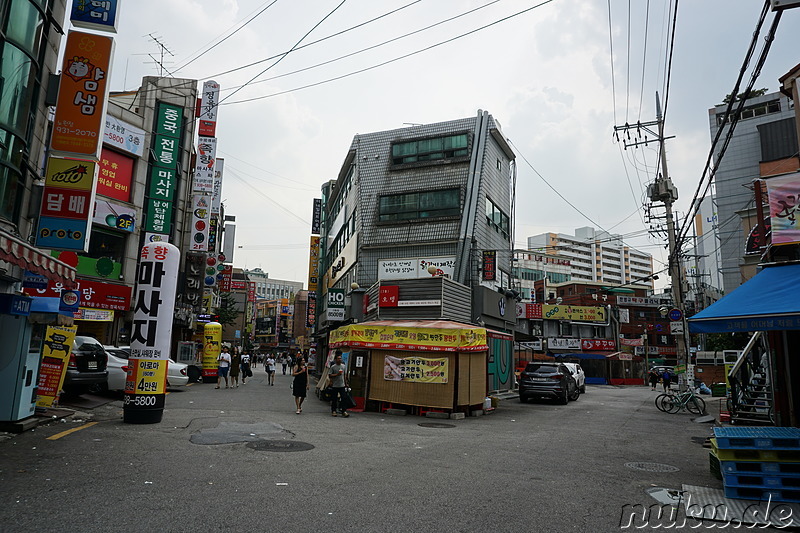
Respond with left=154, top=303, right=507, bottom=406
left=94, top=0, right=800, bottom=286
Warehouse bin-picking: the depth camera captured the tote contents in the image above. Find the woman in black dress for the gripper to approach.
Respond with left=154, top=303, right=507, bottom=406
left=292, top=356, right=309, bottom=414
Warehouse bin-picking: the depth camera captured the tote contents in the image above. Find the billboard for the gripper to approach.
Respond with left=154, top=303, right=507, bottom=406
left=198, top=80, right=220, bottom=137
left=767, top=172, right=800, bottom=245
left=104, top=116, right=145, bottom=157
left=193, top=137, right=217, bottom=193
left=97, top=148, right=134, bottom=202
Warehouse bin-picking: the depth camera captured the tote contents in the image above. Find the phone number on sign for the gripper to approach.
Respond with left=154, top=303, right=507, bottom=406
left=123, top=395, right=158, bottom=407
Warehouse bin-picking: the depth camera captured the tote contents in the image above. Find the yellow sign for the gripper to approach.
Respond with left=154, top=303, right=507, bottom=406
left=203, top=322, right=222, bottom=378
left=330, top=324, right=487, bottom=352
left=308, top=236, right=320, bottom=292
left=384, top=355, right=448, bottom=383
left=542, top=304, right=607, bottom=323
left=125, top=359, right=167, bottom=395
left=44, top=156, right=98, bottom=191
left=36, top=325, right=78, bottom=408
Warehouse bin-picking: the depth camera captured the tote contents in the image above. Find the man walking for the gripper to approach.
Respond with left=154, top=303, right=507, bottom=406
left=329, top=352, right=349, bottom=417
left=216, top=346, right=231, bottom=389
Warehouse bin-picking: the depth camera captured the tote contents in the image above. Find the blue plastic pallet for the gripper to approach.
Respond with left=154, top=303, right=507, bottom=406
left=724, top=485, right=800, bottom=503
left=723, top=472, right=800, bottom=489
left=722, top=460, right=800, bottom=475
left=713, top=427, right=800, bottom=450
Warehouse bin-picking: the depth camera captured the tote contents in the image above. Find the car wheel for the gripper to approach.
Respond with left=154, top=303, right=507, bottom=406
left=559, top=390, right=569, bottom=405
left=519, top=396, right=528, bottom=404
left=580, top=384, right=586, bottom=393
left=570, top=388, right=580, bottom=401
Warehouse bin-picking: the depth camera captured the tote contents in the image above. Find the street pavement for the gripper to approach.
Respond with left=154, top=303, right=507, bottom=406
left=0, top=369, right=733, bottom=532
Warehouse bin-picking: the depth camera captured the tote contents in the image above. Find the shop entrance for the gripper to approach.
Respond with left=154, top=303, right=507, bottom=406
left=348, top=350, right=370, bottom=410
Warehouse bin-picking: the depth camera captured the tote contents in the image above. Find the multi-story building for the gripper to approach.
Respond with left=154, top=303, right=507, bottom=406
left=317, top=111, right=516, bottom=335
left=527, top=227, right=654, bottom=288
left=511, top=249, right=572, bottom=302
left=245, top=268, right=303, bottom=300
left=707, top=90, right=797, bottom=293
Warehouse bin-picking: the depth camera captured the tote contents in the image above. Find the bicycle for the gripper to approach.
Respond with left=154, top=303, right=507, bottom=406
left=662, top=388, right=706, bottom=415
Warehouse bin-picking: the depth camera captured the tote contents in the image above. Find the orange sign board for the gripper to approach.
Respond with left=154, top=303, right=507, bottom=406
left=51, top=31, right=114, bottom=157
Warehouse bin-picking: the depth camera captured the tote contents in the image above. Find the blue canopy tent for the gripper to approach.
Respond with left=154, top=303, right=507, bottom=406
left=688, top=263, right=800, bottom=334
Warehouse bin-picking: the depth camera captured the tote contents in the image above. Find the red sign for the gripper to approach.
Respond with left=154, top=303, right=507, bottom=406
left=97, top=149, right=134, bottom=201
left=516, top=302, right=543, bottom=319
left=28, top=278, right=132, bottom=311
left=581, top=339, right=616, bottom=351
left=620, top=337, right=644, bottom=347
left=40, top=188, right=93, bottom=218
left=482, top=250, right=496, bottom=281
left=247, top=282, right=256, bottom=303
left=379, top=286, right=399, bottom=307
left=231, top=280, right=246, bottom=291
left=219, top=264, right=232, bottom=292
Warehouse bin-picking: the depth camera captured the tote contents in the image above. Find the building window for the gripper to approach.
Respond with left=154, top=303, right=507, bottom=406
left=378, top=188, right=460, bottom=222
left=391, top=133, right=468, bottom=165
left=559, top=322, right=571, bottom=336
left=485, top=198, right=510, bottom=240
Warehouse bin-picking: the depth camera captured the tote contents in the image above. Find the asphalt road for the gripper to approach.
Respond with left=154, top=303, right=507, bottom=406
left=0, top=369, right=727, bottom=532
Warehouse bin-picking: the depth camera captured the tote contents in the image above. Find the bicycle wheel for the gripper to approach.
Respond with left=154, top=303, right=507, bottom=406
left=662, top=395, right=681, bottom=414
left=686, top=398, right=705, bottom=415
left=655, top=394, right=671, bottom=412
left=692, top=395, right=706, bottom=414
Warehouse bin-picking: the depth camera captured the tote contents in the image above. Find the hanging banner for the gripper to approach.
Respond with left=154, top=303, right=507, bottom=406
left=36, top=325, right=78, bottom=408
left=190, top=195, right=211, bottom=251
left=51, top=31, right=114, bottom=157
left=193, top=137, right=217, bottom=193
left=383, top=355, right=448, bottom=383
left=124, top=242, right=180, bottom=424
left=198, top=80, right=220, bottom=137
left=330, top=323, right=488, bottom=352
left=767, top=173, right=800, bottom=245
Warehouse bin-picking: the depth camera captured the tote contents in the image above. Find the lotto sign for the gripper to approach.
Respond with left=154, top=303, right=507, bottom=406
left=193, top=137, right=217, bottom=193
left=36, top=156, right=98, bottom=251
left=51, top=31, right=113, bottom=157
left=190, top=195, right=211, bottom=251
left=124, top=242, right=180, bottom=424
left=198, top=80, right=220, bottom=137
left=327, top=288, right=345, bottom=321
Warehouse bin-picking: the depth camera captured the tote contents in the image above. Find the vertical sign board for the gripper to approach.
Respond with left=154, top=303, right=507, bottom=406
left=482, top=250, right=497, bottom=281
left=311, top=198, right=322, bottom=235
left=327, top=288, right=345, bottom=321
left=767, top=172, right=800, bottom=245
left=35, top=157, right=98, bottom=251
left=211, top=158, right=224, bottom=215
left=198, top=80, right=220, bottom=137
left=145, top=102, right=183, bottom=240
left=202, top=322, right=222, bottom=380
left=51, top=31, right=113, bottom=158
left=307, top=236, right=320, bottom=328
left=192, top=137, right=217, bottom=194
left=124, top=243, right=180, bottom=424
left=97, top=148, right=134, bottom=202
left=35, top=325, right=78, bottom=409
left=70, top=0, right=120, bottom=33
left=190, top=195, right=211, bottom=251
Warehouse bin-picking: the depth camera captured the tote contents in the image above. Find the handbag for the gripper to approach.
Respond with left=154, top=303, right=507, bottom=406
left=339, top=389, right=357, bottom=410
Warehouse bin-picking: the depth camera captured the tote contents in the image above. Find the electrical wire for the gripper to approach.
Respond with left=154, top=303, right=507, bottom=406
left=660, top=0, right=678, bottom=122
left=226, top=168, right=311, bottom=227
left=607, top=0, right=618, bottom=126
left=625, top=0, right=631, bottom=122
left=637, top=0, right=650, bottom=121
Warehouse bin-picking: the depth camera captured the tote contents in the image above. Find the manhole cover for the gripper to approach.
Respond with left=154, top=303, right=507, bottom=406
left=246, top=440, right=315, bottom=452
left=418, top=423, right=456, bottom=429
left=625, top=461, right=680, bottom=473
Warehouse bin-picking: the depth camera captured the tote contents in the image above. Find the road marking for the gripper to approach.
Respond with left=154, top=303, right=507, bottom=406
left=46, top=421, right=98, bottom=441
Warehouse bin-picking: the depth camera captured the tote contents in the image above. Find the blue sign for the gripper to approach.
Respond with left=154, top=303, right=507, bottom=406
left=22, top=270, right=48, bottom=290
left=0, top=294, right=32, bottom=316
left=59, top=290, right=80, bottom=314
left=668, top=308, right=683, bottom=321
left=35, top=216, right=89, bottom=251
left=70, top=0, right=120, bottom=33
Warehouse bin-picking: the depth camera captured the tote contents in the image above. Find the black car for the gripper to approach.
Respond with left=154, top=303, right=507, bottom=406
left=518, top=362, right=579, bottom=405
left=63, top=336, right=108, bottom=393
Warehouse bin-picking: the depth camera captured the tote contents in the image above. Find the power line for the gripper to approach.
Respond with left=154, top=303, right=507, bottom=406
left=606, top=0, right=618, bottom=125
left=226, top=169, right=311, bottom=227
left=637, top=0, right=650, bottom=121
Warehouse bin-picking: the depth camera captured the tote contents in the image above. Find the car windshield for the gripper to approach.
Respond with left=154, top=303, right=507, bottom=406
left=525, top=364, right=559, bottom=373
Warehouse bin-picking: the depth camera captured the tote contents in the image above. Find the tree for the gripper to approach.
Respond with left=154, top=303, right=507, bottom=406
left=720, top=87, right=769, bottom=105
left=702, top=332, right=750, bottom=352
left=215, top=292, right=239, bottom=327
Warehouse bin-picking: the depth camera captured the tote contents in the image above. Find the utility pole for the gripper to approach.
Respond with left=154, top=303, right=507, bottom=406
left=613, top=92, right=689, bottom=388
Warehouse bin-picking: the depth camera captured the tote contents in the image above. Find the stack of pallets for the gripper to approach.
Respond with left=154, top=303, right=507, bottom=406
left=711, top=427, right=800, bottom=502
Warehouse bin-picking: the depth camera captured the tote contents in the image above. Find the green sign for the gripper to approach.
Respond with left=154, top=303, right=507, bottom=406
left=148, top=167, right=177, bottom=201
left=155, top=102, right=183, bottom=138
left=145, top=199, right=173, bottom=234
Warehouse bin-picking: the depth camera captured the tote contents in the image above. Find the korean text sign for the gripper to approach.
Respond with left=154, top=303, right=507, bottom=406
left=51, top=31, right=114, bottom=157
left=767, top=172, right=800, bottom=245
left=36, top=325, right=78, bottom=408
left=383, top=355, right=449, bottom=383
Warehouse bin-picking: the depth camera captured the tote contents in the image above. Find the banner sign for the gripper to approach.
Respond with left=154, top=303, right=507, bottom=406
left=97, top=148, right=134, bottom=201
left=383, top=355, right=448, bottom=383
left=482, top=250, right=496, bottom=281
left=327, top=288, right=345, bottom=321
left=36, top=325, right=77, bottom=408
left=330, top=323, right=488, bottom=352
left=29, top=278, right=131, bottom=311
left=51, top=31, right=113, bottom=157
left=581, top=339, right=616, bottom=351
left=767, top=172, right=800, bottom=245
left=542, top=304, right=607, bottom=323
left=104, top=116, right=145, bottom=157
left=125, top=242, right=180, bottom=424
left=378, top=256, right=456, bottom=280
left=547, top=337, right=581, bottom=350
left=74, top=308, right=114, bottom=321
left=202, top=322, right=222, bottom=378
left=308, top=236, right=320, bottom=292
left=70, top=0, right=120, bottom=33
left=616, top=296, right=660, bottom=307
left=211, top=158, right=224, bottom=215
left=193, top=136, right=217, bottom=193
left=93, top=198, right=135, bottom=232
left=36, top=156, right=98, bottom=251
left=198, top=80, right=220, bottom=137
left=306, top=292, right=316, bottom=328
left=311, top=198, right=322, bottom=235
left=190, top=195, right=211, bottom=251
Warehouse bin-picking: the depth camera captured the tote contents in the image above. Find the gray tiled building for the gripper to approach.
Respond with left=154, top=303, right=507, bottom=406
left=708, top=91, right=797, bottom=293
left=318, top=110, right=515, bottom=327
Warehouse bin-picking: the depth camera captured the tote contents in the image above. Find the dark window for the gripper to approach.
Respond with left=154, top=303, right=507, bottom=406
left=391, top=134, right=468, bottom=165
left=85, top=229, right=126, bottom=262
left=524, top=363, right=558, bottom=373
left=758, top=117, right=798, bottom=162
left=378, top=188, right=460, bottom=222
left=485, top=198, right=510, bottom=240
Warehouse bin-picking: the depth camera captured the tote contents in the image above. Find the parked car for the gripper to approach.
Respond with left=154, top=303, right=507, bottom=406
left=562, top=362, right=586, bottom=393
left=518, top=362, right=580, bottom=405
left=109, top=347, right=189, bottom=388
left=63, top=336, right=108, bottom=394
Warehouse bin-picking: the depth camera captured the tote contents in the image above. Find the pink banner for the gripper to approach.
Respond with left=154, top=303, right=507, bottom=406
left=767, top=172, right=800, bottom=245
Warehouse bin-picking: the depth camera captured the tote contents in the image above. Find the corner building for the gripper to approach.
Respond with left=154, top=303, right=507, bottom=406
left=319, top=110, right=516, bottom=331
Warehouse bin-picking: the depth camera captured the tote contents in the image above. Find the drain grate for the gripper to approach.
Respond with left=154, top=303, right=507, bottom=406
left=418, top=423, right=456, bottom=429
left=247, top=440, right=315, bottom=452
left=625, top=461, right=680, bottom=473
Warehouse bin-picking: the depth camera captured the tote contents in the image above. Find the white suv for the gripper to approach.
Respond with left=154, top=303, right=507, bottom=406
left=562, top=362, right=586, bottom=393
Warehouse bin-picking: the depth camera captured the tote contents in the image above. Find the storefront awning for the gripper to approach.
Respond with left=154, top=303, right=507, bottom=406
left=688, top=263, right=800, bottom=334
left=330, top=320, right=489, bottom=352
left=0, top=230, right=76, bottom=286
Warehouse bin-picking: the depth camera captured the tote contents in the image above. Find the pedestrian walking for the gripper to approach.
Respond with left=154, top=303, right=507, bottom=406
left=328, top=351, right=349, bottom=417
left=241, top=351, right=251, bottom=384
left=648, top=368, right=659, bottom=391
left=292, top=355, right=309, bottom=414
left=230, top=348, right=241, bottom=388
left=281, top=353, right=289, bottom=375
left=216, top=346, right=231, bottom=389
left=662, top=369, right=672, bottom=392
left=265, top=354, right=276, bottom=386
